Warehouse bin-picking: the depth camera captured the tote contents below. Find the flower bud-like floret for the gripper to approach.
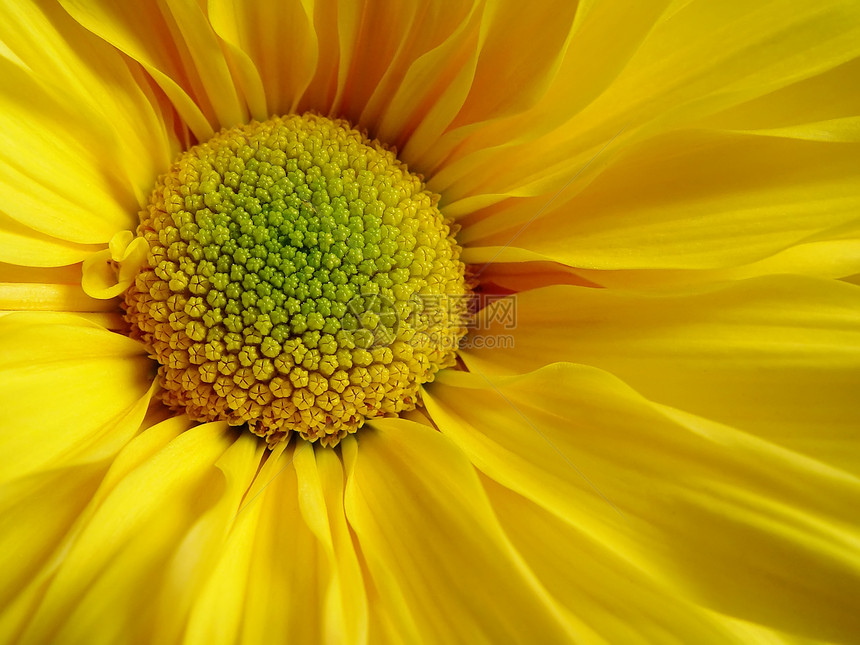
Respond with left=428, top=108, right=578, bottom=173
left=125, top=113, right=468, bottom=447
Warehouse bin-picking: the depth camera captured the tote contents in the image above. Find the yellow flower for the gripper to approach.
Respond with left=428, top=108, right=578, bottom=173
left=2, top=0, right=860, bottom=643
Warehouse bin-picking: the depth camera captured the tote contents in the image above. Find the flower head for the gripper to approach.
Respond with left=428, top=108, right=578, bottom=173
left=1, top=1, right=860, bottom=643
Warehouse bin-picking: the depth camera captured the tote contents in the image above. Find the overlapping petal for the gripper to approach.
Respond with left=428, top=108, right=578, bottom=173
left=59, top=0, right=245, bottom=139
left=464, top=275, right=860, bottom=473
left=0, top=313, right=153, bottom=483
left=0, top=1, right=175, bottom=250
left=460, top=130, right=860, bottom=278
left=0, top=420, right=260, bottom=645
left=344, top=420, right=585, bottom=644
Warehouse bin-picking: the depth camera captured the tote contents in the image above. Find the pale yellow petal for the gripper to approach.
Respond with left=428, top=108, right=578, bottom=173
left=0, top=312, right=154, bottom=484
left=344, top=420, right=588, bottom=644
left=463, top=276, right=860, bottom=471
left=12, top=422, right=249, bottom=645
left=424, top=364, right=860, bottom=641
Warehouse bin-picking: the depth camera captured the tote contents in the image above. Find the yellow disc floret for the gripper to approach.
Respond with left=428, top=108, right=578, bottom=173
left=125, top=113, right=467, bottom=447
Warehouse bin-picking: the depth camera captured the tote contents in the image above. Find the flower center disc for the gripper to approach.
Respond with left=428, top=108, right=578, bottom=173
left=125, top=113, right=467, bottom=447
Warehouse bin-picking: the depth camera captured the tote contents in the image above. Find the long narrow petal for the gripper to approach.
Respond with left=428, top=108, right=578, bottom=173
left=463, top=275, right=860, bottom=471
left=231, top=443, right=327, bottom=645
left=424, top=364, right=860, bottom=641
left=460, top=132, right=860, bottom=271
left=438, top=0, right=860, bottom=206
left=0, top=211, right=103, bottom=268
left=0, top=312, right=154, bottom=484
left=0, top=1, right=175, bottom=244
left=343, top=420, right=587, bottom=644
left=8, top=422, right=258, bottom=645
left=59, top=0, right=247, bottom=139
left=293, top=446, right=369, bottom=645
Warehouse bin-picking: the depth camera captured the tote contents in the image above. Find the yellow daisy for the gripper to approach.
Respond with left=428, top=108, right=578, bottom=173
left=2, top=0, right=860, bottom=643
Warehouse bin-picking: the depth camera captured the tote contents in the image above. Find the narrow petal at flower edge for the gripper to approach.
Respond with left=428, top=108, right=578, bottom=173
left=455, top=1, right=860, bottom=284
left=1, top=420, right=262, bottom=645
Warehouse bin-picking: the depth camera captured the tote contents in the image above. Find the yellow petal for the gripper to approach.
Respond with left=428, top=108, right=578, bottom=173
left=0, top=462, right=106, bottom=625
left=431, top=0, right=674, bottom=204
left=0, top=312, right=153, bottom=484
left=0, top=211, right=102, bottom=268
left=0, top=413, right=192, bottom=640
left=59, top=0, right=247, bottom=138
left=232, top=442, right=328, bottom=645
left=443, top=0, right=860, bottom=207
left=81, top=231, right=149, bottom=300
left=349, top=1, right=480, bottom=146
left=0, top=1, right=174, bottom=243
left=482, top=478, right=767, bottom=645
left=373, top=2, right=485, bottom=162
left=0, top=263, right=85, bottom=284
left=424, top=363, right=860, bottom=641
left=0, top=282, right=116, bottom=313
left=207, top=0, right=314, bottom=118
left=460, top=131, right=860, bottom=271
left=294, top=445, right=368, bottom=645
left=567, top=217, right=860, bottom=289
left=160, top=431, right=265, bottom=645
left=464, top=276, right=860, bottom=471
left=574, top=233, right=860, bottom=289
left=13, top=422, right=247, bottom=645
left=695, top=56, right=860, bottom=140
left=344, top=419, right=586, bottom=643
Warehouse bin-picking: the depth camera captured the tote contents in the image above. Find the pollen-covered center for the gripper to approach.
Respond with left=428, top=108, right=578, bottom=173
left=124, top=113, right=467, bottom=447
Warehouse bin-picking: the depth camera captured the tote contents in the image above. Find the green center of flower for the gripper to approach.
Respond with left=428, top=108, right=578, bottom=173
left=124, top=114, right=467, bottom=447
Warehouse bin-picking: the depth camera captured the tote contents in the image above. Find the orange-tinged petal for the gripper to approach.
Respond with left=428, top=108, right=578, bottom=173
left=59, top=0, right=246, bottom=139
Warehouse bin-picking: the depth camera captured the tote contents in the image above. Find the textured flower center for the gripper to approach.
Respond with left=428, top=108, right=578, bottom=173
left=124, top=114, right=467, bottom=447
